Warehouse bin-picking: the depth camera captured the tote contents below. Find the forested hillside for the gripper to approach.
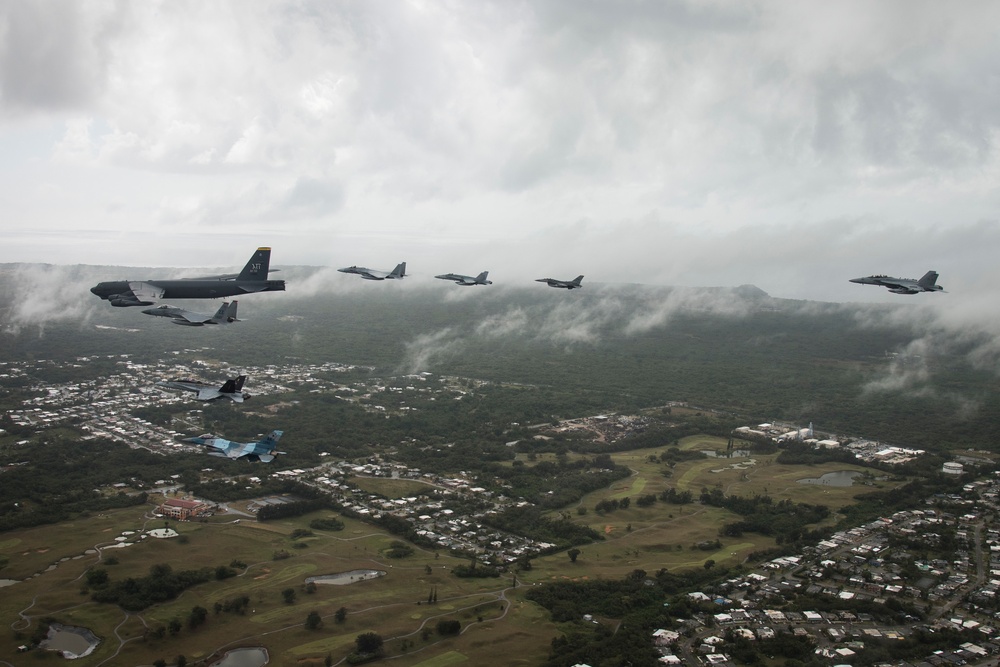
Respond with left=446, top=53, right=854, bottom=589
left=1, top=264, right=998, bottom=451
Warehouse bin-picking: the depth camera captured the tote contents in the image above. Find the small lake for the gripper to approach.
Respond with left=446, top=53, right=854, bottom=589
left=306, top=569, right=386, bottom=586
left=41, top=623, right=99, bottom=658
left=210, top=647, right=269, bottom=667
left=797, top=471, right=862, bottom=487
left=701, top=449, right=751, bottom=458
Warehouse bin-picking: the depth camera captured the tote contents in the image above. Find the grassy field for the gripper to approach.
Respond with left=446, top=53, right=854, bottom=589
left=0, top=502, right=559, bottom=666
left=0, top=445, right=903, bottom=666
left=349, top=477, right=441, bottom=499
left=536, top=437, right=902, bottom=580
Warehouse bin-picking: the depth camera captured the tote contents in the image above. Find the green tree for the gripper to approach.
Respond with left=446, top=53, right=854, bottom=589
left=187, top=605, right=208, bottom=629
left=568, top=548, right=581, bottom=563
left=355, top=632, right=384, bottom=655
left=305, top=611, right=322, bottom=630
left=85, top=568, right=109, bottom=588
left=282, top=587, right=297, bottom=604
left=437, top=619, right=461, bottom=635
left=335, top=606, right=348, bottom=623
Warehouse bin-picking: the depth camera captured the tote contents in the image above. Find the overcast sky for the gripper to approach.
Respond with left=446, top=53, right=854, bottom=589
left=2, top=1, right=999, bottom=303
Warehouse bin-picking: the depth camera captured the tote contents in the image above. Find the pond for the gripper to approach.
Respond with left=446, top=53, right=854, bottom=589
left=305, top=569, right=386, bottom=586
left=210, top=647, right=269, bottom=667
left=40, top=623, right=99, bottom=659
left=701, top=449, right=751, bottom=458
left=797, top=471, right=862, bottom=487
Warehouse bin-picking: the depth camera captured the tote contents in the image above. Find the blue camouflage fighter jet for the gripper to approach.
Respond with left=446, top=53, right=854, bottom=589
left=185, top=430, right=285, bottom=463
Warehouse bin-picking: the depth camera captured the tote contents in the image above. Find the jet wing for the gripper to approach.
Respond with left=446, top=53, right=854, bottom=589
left=237, top=283, right=270, bottom=293
left=209, top=439, right=244, bottom=458
left=171, top=310, right=210, bottom=324
left=127, top=281, right=165, bottom=302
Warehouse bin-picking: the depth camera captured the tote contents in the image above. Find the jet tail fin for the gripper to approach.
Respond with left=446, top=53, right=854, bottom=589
left=571, top=275, right=584, bottom=285
left=234, top=375, right=247, bottom=391
left=389, top=262, right=406, bottom=279
left=225, top=301, right=239, bottom=322
left=918, top=271, right=939, bottom=288
left=476, top=271, right=489, bottom=282
left=237, top=247, right=272, bottom=281
left=211, top=302, right=230, bottom=321
left=261, top=430, right=284, bottom=446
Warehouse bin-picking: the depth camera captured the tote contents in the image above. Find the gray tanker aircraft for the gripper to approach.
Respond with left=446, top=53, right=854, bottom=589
left=849, top=271, right=944, bottom=294
left=338, top=262, right=406, bottom=280
left=536, top=275, right=584, bottom=289
left=185, top=429, right=284, bottom=462
left=157, top=375, right=250, bottom=403
left=435, top=271, right=492, bottom=286
left=142, top=301, right=239, bottom=326
left=90, top=247, right=284, bottom=307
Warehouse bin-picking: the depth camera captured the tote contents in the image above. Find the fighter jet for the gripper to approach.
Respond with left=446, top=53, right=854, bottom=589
left=156, top=375, right=250, bottom=403
left=338, top=262, right=406, bottom=281
left=435, top=271, right=493, bottom=286
left=536, top=275, right=584, bottom=289
left=91, top=247, right=284, bottom=307
left=142, top=301, right=239, bottom=326
left=185, top=430, right=285, bottom=462
left=849, top=271, right=945, bottom=294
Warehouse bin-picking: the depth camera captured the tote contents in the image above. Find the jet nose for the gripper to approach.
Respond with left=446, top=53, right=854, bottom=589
left=90, top=284, right=102, bottom=295
left=849, top=278, right=863, bottom=284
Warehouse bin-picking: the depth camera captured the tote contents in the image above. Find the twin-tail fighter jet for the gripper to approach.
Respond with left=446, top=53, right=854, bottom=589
left=157, top=375, right=250, bottom=403
left=142, top=301, right=239, bottom=326
left=91, top=247, right=284, bottom=307
left=849, top=271, right=944, bottom=295
left=435, top=271, right=493, bottom=286
left=536, top=275, right=584, bottom=289
left=338, top=262, right=406, bottom=281
left=185, top=429, right=285, bottom=462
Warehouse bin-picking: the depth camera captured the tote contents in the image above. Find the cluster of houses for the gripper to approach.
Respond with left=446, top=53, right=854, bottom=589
left=291, top=459, right=556, bottom=563
left=639, top=473, right=1000, bottom=667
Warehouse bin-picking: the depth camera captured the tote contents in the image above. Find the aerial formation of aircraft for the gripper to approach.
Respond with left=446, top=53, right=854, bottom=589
left=88, top=245, right=949, bottom=463
left=849, top=271, right=944, bottom=295
left=157, top=375, right=250, bottom=403
left=90, top=247, right=284, bottom=307
left=142, top=301, right=239, bottom=326
left=185, top=429, right=285, bottom=462
left=536, top=275, right=584, bottom=289
left=337, top=262, right=407, bottom=281
left=435, top=271, right=493, bottom=286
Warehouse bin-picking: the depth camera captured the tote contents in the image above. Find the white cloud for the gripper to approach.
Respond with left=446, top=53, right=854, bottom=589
left=0, top=0, right=998, bottom=322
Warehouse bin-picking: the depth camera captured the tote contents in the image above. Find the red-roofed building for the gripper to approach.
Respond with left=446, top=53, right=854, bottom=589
left=159, top=498, right=210, bottom=520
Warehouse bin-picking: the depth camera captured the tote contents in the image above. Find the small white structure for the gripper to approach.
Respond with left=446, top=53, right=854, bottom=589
left=943, top=462, right=964, bottom=475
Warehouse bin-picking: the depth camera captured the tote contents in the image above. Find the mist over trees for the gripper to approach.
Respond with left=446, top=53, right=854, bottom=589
left=2, top=278, right=995, bottom=452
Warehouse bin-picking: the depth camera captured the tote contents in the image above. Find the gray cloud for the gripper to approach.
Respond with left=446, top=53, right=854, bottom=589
left=0, top=2, right=122, bottom=114
left=3, top=264, right=99, bottom=335
left=2, top=0, right=999, bottom=341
